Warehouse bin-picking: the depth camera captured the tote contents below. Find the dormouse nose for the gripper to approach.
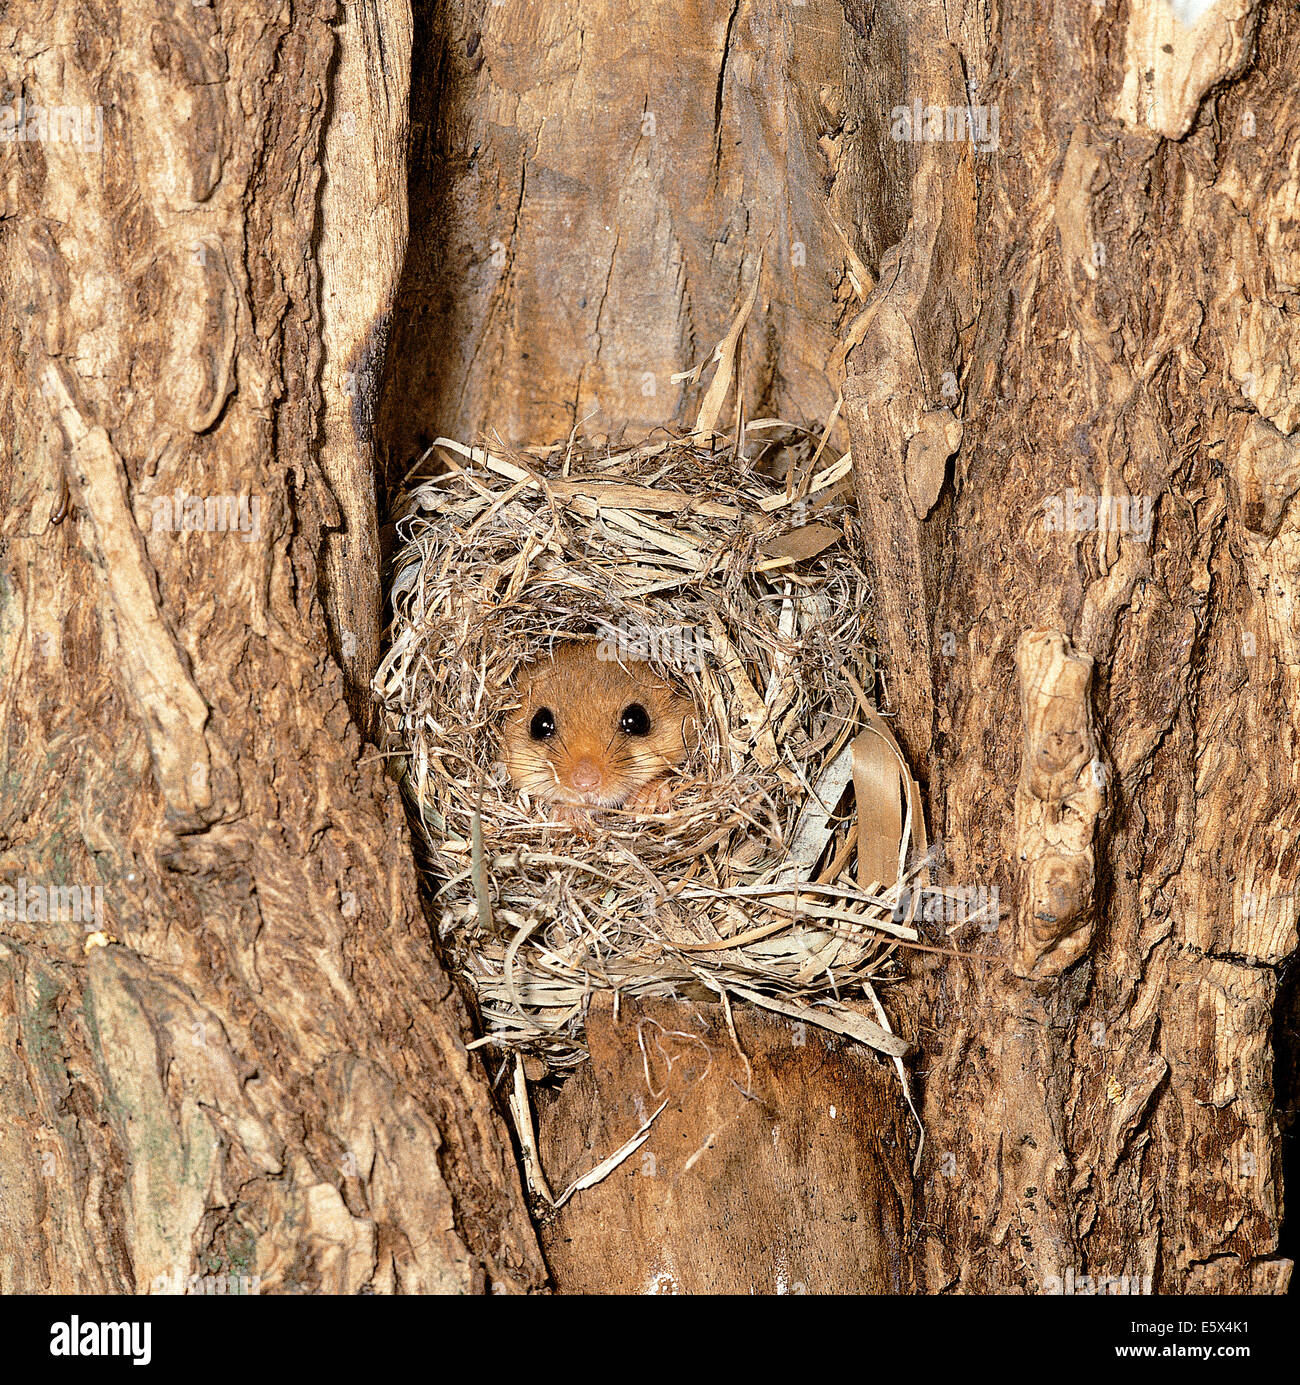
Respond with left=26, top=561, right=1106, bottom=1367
left=569, top=757, right=603, bottom=793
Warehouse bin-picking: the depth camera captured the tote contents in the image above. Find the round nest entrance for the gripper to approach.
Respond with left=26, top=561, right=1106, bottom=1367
left=376, top=431, right=926, bottom=1073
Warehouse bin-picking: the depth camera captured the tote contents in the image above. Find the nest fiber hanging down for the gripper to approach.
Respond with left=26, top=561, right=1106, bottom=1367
left=376, top=430, right=929, bottom=1073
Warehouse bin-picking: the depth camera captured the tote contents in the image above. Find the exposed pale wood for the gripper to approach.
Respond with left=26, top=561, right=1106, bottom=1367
left=317, top=0, right=413, bottom=731
left=1013, top=629, right=1106, bottom=979
left=1116, top=0, right=1259, bottom=139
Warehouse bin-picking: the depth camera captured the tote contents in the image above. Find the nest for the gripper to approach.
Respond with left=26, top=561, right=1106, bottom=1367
left=375, top=429, right=929, bottom=1074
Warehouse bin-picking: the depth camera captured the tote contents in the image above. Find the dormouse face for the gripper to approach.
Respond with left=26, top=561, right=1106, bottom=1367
left=503, top=643, right=692, bottom=808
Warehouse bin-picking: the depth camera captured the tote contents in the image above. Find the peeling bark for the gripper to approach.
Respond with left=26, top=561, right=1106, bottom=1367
left=0, top=0, right=543, bottom=1294
left=317, top=0, right=411, bottom=730
left=845, top=0, right=1297, bottom=1293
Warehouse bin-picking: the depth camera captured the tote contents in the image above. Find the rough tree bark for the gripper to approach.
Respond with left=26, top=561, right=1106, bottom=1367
left=0, top=0, right=544, bottom=1293
left=845, top=0, right=1297, bottom=1292
left=317, top=0, right=411, bottom=730
left=2, top=0, right=1293, bottom=1298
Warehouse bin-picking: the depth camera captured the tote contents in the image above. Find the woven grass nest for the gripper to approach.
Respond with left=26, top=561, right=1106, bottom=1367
left=375, top=429, right=929, bottom=1076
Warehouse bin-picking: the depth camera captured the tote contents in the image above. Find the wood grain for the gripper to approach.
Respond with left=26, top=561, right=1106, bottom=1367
left=0, top=0, right=544, bottom=1294
left=537, top=994, right=913, bottom=1294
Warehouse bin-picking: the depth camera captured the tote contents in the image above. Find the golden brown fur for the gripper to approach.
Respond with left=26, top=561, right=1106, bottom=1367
left=502, top=643, right=692, bottom=810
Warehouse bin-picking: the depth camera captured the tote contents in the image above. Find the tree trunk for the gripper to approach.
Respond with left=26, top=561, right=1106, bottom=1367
left=535, top=996, right=913, bottom=1294
left=378, top=0, right=881, bottom=468
left=2, top=0, right=1294, bottom=1299
left=317, top=0, right=412, bottom=731
left=844, top=0, right=1296, bottom=1293
left=0, top=0, right=544, bottom=1293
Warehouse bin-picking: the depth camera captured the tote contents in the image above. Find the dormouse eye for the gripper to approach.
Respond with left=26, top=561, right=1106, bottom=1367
left=620, top=702, right=651, bottom=736
left=529, top=708, right=556, bottom=740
